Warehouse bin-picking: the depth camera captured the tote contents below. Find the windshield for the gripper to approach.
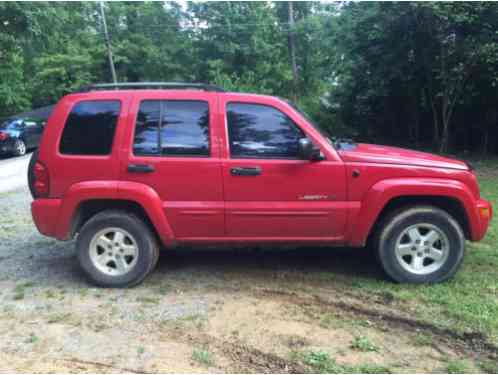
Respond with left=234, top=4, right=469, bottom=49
left=0, top=119, right=23, bottom=130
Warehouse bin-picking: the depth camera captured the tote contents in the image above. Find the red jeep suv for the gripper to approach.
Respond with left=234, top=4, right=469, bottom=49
left=29, top=82, right=492, bottom=287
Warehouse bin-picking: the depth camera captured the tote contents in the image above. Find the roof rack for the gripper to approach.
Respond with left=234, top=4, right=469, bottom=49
left=79, top=82, right=225, bottom=92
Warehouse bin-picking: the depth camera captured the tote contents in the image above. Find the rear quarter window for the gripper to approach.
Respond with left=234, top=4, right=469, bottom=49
left=59, top=100, right=121, bottom=155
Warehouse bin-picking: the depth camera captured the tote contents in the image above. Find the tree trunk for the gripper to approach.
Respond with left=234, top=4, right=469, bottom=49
left=439, top=121, right=449, bottom=154
left=426, top=89, right=440, bottom=146
left=99, top=1, right=117, bottom=84
left=287, top=1, right=298, bottom=102
left=481, top=128, right=489, bottom=155
left=411, top=91, right=420, bottom=147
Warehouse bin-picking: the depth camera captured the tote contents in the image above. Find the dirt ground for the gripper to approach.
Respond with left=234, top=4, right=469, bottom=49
left=0, top=187, right=495, bottom=373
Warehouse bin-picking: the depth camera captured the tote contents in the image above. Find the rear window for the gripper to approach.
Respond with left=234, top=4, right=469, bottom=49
left=59, top=100, right=121, bottom=155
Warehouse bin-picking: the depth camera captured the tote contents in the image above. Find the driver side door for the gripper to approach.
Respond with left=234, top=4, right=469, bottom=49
left=220, top=96, right=348, bottom=241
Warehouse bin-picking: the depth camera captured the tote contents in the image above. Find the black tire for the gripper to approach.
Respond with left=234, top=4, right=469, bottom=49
left=14, top=139, right=26, bottom=156
left=28, top=150, right=38, bottom=199
left=375, top=205, right=465, bottom=284
left=77, top=210, right=159, bottom=288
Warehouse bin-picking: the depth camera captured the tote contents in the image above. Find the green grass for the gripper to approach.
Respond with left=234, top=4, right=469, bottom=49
left=350, top=336, right=379, bottom=352
left=12, top=281, right=35, bottom=300
left=25, top=333, right=39, bottom=344
left=478, top=359, right=498, bottom=373
left=13, top=291, right=24, bottom=300
left=446, top=359, right=472, bottom=374
left=344, top=168, right=498, bottom=344
left=192, top=349, right=214, bottom=366
left=300, top=351, right=390, bottom=374
left=136, top=296, right=160, bottom=304
left=47, top=312, right=71, bottom=324
left=412, top=333, right=433, bottom=347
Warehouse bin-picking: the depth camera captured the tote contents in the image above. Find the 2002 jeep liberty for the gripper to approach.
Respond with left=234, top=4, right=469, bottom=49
left=29, top=82, right=492, bottom=288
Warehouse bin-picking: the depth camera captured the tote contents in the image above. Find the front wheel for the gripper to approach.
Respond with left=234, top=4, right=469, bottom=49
left=77, top=210, right=159, bottom=288
left=375, top=206, right=465, bottom=283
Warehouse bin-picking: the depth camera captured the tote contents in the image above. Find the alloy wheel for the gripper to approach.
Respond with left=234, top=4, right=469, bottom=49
left=394, top=223, right=450, bottom=275
left=89, top=227, right=139, bottom=276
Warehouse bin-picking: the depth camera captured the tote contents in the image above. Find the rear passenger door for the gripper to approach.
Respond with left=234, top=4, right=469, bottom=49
left=121, top=92, right=224, bottom=238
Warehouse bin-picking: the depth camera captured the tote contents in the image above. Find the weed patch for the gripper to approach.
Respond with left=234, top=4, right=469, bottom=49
left=350, top=335, right=379, bottom=352
left=192, top=348, right=213, bottom=366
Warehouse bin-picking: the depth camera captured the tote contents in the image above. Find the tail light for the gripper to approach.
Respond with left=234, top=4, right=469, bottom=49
left=33, top=161, right=50, bottom=197
left=0, top=132, right=8, bottom=141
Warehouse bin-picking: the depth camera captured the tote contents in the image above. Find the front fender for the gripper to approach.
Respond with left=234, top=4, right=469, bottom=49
left=347, top=178, right=479, bottom=247
left=56, top=181, right=175, bottom=247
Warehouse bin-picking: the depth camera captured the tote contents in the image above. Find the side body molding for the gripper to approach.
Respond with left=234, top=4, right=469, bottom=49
left=347, top=178, right=479, bottom=247
left=55, top=181, right=175, bottom=247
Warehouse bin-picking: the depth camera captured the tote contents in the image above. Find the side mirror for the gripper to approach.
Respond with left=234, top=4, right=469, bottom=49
left=298, top=138, right=324, bottom=161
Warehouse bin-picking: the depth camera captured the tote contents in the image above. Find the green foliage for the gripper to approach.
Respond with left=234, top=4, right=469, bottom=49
left=328, top=2, right=498, bottom=152
left=301, top=350, right=391, bottom=373
left=350, top=335, right=379, bottom=352
left=446, top=359, right=472, bottom=374
left=302, top=351, right=344, bottom=373
left=191, top=348, right=213, bottom=366
left=25, top=333, right=39, bottom=344
left=0, top=1, right=496, bottom=154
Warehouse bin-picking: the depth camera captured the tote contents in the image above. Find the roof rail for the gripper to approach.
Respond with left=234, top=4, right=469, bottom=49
left=79, top=82, right=225, bottom=92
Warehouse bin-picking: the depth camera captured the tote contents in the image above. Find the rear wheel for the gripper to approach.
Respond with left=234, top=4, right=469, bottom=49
left=375, top=206, right=465, bottom=283
left=77, top=210, right=159, bottom=288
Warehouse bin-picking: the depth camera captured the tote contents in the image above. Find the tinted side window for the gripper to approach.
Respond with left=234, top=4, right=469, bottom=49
left=133, top=101, right=160, bottom=156
left=132, top=100, right=210, bottom=157
left=227, top=103, right=304, bottom=159
left=60, top=101, right=120, bottom=155
left=161, top=101, right=209, bottom=156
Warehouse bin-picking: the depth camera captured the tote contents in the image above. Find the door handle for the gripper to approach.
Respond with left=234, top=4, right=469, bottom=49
left=230, top=166, right=262, bottom=176
left=128, top=163, right=155, bottom=173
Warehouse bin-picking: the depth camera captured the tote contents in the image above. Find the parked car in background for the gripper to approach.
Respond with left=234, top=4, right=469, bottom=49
left=0, top=117, right=45, bottom=156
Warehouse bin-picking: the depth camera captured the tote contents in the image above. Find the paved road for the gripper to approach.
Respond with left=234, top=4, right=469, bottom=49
left=0, top=153, right=31, bottom=193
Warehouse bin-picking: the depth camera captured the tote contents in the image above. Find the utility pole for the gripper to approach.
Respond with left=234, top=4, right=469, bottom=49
left=287, top=1, right=298, bottom=102
left=99, top=1, right=117, bottom=84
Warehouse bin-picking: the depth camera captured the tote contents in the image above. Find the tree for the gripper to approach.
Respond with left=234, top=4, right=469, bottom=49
left=417, top=2, right=498, bottom=152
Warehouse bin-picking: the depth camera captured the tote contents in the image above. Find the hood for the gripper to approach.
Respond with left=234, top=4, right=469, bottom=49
left=338, top=143, right=468, bottom=170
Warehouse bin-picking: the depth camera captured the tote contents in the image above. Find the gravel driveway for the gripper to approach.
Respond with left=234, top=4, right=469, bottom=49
left=0, top=153, right=31, bottom=194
